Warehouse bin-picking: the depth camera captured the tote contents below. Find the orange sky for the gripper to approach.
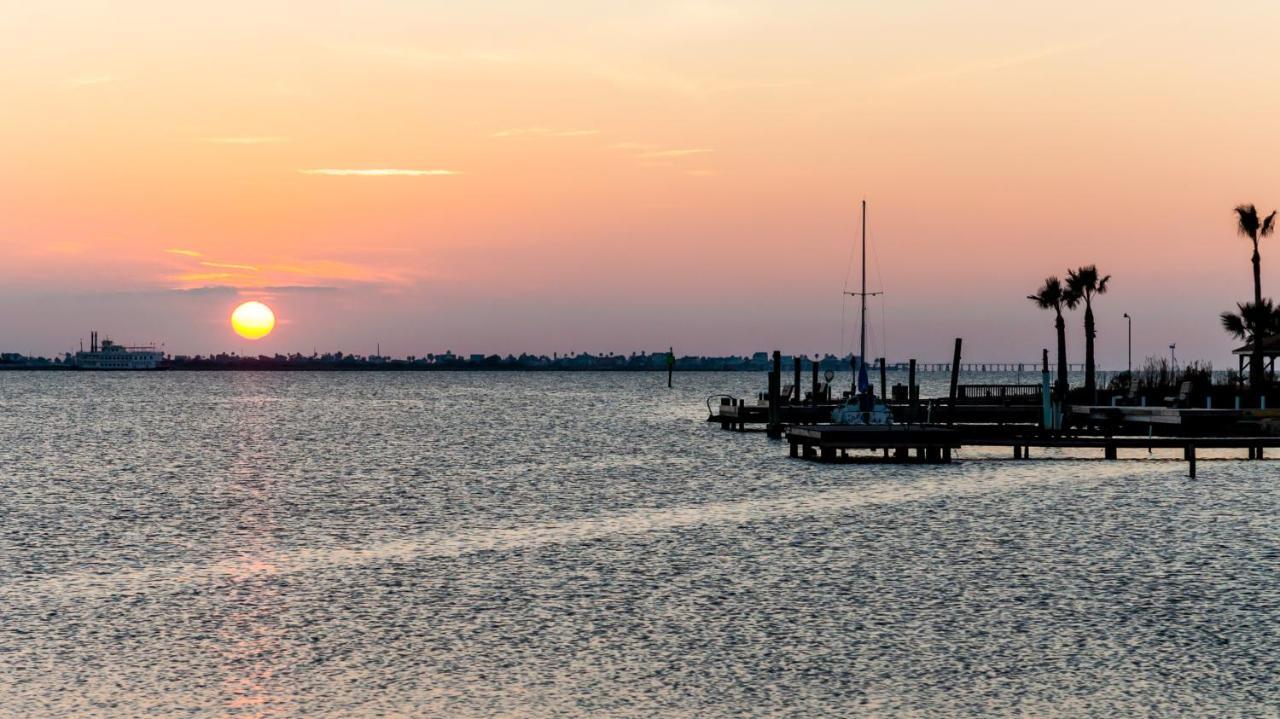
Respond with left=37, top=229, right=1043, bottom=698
left=4, top=1, right=1280, bottom=365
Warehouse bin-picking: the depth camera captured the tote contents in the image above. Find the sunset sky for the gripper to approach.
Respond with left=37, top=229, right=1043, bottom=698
left=4, top=1, right=1280, bottom=366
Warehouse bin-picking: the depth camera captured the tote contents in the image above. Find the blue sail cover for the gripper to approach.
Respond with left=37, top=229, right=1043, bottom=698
left=857, top=357, right=870, bottom=394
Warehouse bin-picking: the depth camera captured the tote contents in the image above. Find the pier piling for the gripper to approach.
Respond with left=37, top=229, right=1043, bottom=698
left=908, top=359, right=918, bottom=424
left=947, top=339, right=962, bottom=426
left=767, top=351, right=782, bottom=438
left=793, top=355, right=802, bottom=402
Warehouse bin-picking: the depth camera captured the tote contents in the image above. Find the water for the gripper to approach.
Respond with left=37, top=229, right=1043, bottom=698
left=1, top=371, right=1276, bottom=718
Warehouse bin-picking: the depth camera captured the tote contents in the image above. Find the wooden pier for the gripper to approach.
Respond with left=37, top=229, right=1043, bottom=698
left=714, top=401, right=838, bottom=431
left=712, top=401, right=1041, bottom=429
left=785, top=425, right=1280, bottom=477
left=713, top=345, right=1280, bottom=478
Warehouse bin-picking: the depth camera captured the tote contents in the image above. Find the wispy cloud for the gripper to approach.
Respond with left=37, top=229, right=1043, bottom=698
left=201, top=136, right=288, bottom=145
left=890, top=36, right=1108, bottom=87
left=173, top=272, right=234, bottom=283
left=612, top=142, right=715, bottom=165
left=635, top=148, right=713, bottom=160
left=493, top=127, right=599, bottom=138
left=612, top=142, right=660, bottom=151
left=201, top=261, right=259, bottom=272
left=299, top=168, right=458, bottom=177
left=66, top=75, right=116, bottom=87
left=165, top=248, right=203, bottom=257
left=260, top=285, right=340, bottom=294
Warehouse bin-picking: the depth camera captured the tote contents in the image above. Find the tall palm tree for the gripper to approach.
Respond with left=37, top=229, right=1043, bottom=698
left=1066, top=265, right=1111, bottom=402
left=1028, top=276, right=1077, bottom=401
left=1235, top=204, right=1276, bottom=393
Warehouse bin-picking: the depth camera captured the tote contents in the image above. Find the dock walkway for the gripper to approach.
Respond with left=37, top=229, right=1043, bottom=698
left=785, top=425, right=1280, bottom=477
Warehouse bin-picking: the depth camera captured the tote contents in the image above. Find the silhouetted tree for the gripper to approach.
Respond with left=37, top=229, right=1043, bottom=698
left=1235, top=204, right=1276, bottom=392
left=1028, top=276, right=1077, bottom=400
left=1222, top=300, right=1280, bottom=383
left=1221, top=299, right=1280, bottom=339
left=1066, top=265, right=1110, bottom=402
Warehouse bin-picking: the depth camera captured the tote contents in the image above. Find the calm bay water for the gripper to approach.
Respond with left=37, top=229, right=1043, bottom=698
left=1, top=371, right=1277, bottom=718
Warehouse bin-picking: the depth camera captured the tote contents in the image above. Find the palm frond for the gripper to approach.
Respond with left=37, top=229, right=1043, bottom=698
left=1221, top=298, right=1280, bottom=341
left=1221, top=310, right=1246, bottom=340
left=1263, top=210, right=1278, bottom=237
left=1065, top=265, right=1106, bottom=303
left=1028, top=276, right=1063, bottom=310
left=1236, top=204, right=1260, bottom=240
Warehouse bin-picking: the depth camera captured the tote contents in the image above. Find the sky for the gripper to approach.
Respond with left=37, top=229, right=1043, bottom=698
left=3, top=1, right=1280, bottom=367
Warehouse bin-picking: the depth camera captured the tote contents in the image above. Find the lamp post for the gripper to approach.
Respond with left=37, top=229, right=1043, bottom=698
left=1123, top=313, right=1132, bottom=386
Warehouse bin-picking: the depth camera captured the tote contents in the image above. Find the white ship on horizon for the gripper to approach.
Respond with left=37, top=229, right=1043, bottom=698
left=73, top=331, right=165, bottom=370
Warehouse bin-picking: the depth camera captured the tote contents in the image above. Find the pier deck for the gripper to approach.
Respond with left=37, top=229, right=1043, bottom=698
left=711, top=403, right=1040, bottom=429
left=785, top=424, right=1280, bottom=476
left=713, top=402, right=840, bottom=431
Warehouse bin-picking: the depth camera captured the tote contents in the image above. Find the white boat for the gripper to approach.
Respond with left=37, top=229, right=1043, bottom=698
left=832, top=201, right=893, bottom=427
left=73, top=332, right=165, bottom=370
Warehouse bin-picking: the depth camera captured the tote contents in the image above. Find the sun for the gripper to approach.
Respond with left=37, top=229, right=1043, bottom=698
left=231, top=301, right=276, bottom=340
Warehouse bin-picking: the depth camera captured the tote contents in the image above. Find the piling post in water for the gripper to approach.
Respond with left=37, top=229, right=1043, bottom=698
left=1041, top=348, right=1053, bottom=430
left=666, top=347, right=674, bottom=388
left=947, top=339, right=962, bottom=426
left=768, top=351, right=782, bottom=438
left=794, top=355, right=802, bottom=402
left=908, top=359, right=918, bottom=424
left=879, top=357, right=887, bottom=401
left=811, top=357, right=820, bottom=402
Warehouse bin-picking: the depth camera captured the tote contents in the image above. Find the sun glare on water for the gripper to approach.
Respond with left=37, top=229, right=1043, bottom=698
left=231, top=301, right=276, bottom=340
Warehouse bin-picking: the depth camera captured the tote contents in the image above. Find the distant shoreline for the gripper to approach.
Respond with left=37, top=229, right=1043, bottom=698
left=0, top=366, right=797, bottom=373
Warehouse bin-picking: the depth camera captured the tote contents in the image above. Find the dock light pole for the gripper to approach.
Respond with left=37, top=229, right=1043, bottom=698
left=1123, top=313, right=1132, bottom=385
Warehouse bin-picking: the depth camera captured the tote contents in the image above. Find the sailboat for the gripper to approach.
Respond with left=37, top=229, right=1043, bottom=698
left=831, top=200, right=894, bottom=426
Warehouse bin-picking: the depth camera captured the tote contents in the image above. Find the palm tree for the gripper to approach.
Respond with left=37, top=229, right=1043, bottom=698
left=1235, top=204, right=1276, bottom=393
left=1028, top=276, right=1077, bottom=400
left=1222, top=299, right=1280, bottom=339
left=1065, top=265, right=1111, bottom=402
left=1222, top=299, right=1280, bottom=384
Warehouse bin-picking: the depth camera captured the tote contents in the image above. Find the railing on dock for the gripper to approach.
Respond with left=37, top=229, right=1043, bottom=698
left=956, top=384, right=1042, bottom=404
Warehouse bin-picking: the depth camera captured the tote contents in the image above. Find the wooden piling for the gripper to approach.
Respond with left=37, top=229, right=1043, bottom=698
left=793, top=355, right=802, bottom=402
left=767, top=351, right=782, bottom=438
left=879, top=357, right=887, bottom=400
left=811, top=358, right=819, bottom=402
left=908, top=359, right=918, bottom=424
left=1185, top=444, right=1196, bottom=478
left=947, top=338, right=963, bottom=427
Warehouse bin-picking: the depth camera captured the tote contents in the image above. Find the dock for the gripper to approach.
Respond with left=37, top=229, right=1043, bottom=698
left=785, top=425, right=1280, bottom=477
left=712, top=344, right=1280, bottom=478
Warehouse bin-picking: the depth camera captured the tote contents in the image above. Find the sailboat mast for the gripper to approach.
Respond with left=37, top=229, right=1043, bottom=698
left=859, top=200, right=867, bottom=372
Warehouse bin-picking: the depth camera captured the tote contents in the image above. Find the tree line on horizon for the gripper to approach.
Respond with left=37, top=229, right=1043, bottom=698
left=1028, top=204, right=1280, bottom=406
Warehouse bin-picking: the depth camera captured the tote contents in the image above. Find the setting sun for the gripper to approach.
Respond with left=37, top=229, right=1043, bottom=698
left=230, top=301, right=275, bottom=340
